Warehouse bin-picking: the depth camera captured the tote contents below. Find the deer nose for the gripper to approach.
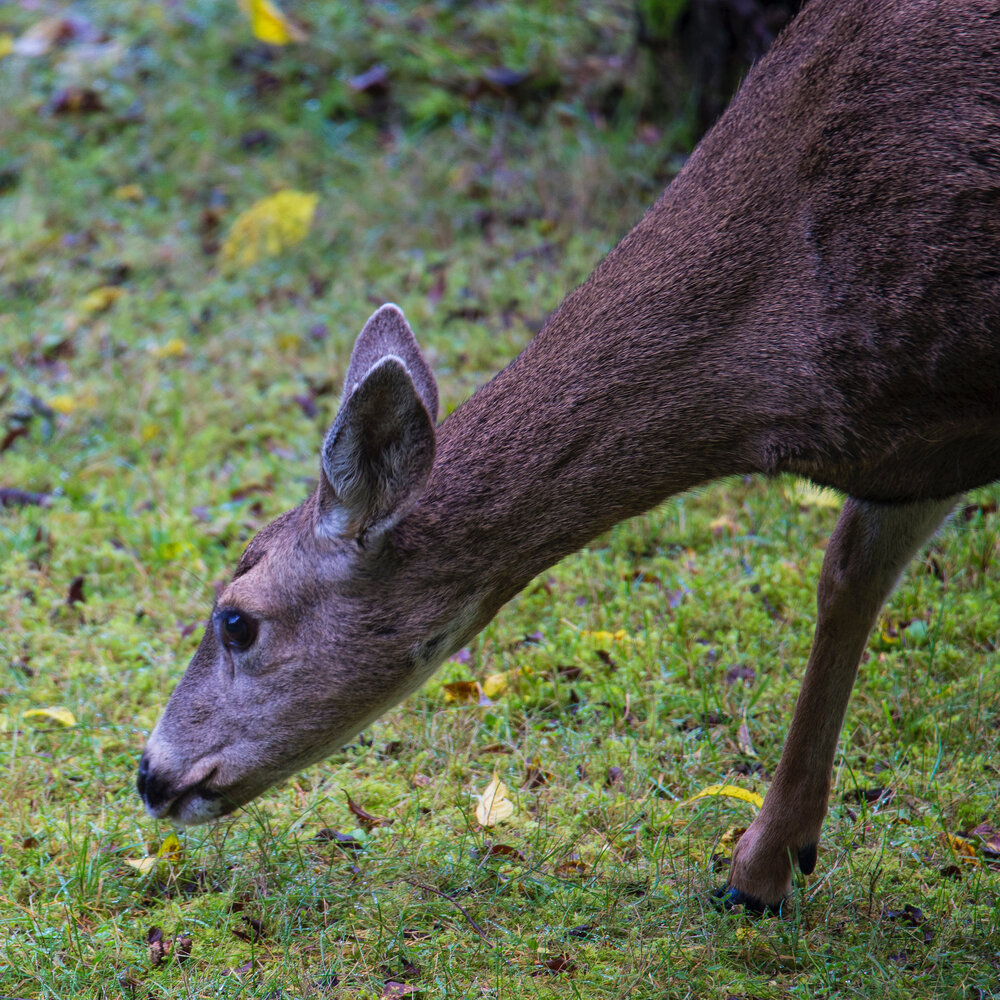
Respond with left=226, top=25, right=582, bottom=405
left=136, top=750, right=176, bottom=816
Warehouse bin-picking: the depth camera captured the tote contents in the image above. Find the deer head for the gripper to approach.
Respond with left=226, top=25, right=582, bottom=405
left=137, top=304, right=456, bottom=824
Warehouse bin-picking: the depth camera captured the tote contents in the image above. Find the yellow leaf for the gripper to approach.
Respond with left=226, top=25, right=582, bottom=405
left=48, top=394, right=78, bottom=414
left=580, top=629, right=630, bottom=645
left=783, top=479, right=841, bottom=509
left=140, top=423, right=161, bottom=442
left=239, top=0, right=307, bottom=46
left=0, top=33, right=13, bottom=58
left=475, top=772, right=515, bottom=826
left=219, top=190, right=318, bottom=269
left=125, top=857, right=157, bottom=874
left=78, top=286, right=126, bottom=317
left=276, top=332, right=301, bottom=351
left=150, top=337, right=188, bottom=359
left=442, top=680, right=485, bottom=704
left=125, top=833, right=184, bottom=873
left=113, top=184, right=145, bottom=201
left=686, top=783, right=764, bottom=810
left=482, top=670, right=516, bottom=699
left=157, top=832, right=183, bottom=861
left=23, top=706, right=77, bottom=727
left=942, top=832, right=980, bottom=864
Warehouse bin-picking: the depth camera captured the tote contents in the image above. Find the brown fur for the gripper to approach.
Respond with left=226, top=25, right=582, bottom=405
left=139, top=0, right=1000, bottom=908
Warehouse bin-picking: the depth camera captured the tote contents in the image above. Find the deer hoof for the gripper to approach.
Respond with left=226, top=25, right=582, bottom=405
left=711, top=885, right=779, bottom=916
left=797, top=842, right=818, bottom=875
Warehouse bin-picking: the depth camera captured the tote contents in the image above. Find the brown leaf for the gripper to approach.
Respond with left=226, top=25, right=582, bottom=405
left=0, top=487, right=51, bottom=508
left=481, top=843, right=525, bottom=861
left=344, top=790, right=392, bottom=829
left=442, top=680, right=487, bottom=704
left=232, top=916, right=267, bottom=943
left=315, top=827, right=363, bottom=849
left=146, top=926, right=168, bottom=967
left=554, top=858, right=588, bottom=878
left=67, top=575, right=86, bottom=606
left=605, top=766, right=624, bottom=789
left=971, top=822, right=1000, bottom=856
left=382, top=982, right=419, bottom=998
left=725, top=663, right=756, bottom=686
left=522, top=761, right=552, bottom=789
left=173, top=933, right=193, bottom=962
left=542, top=953, right=576, bottom=974
left=224, top=960, right=254, bottom=976
left=49, top=86, right=105, bottom=114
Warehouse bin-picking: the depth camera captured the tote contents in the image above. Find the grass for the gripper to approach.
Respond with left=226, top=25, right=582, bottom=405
left=1, top=2, right=999, bottom=997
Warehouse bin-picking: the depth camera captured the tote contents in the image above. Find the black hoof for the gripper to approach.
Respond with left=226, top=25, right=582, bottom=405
left=797, top=842, right=818, bottom=875
left=712, top=885, right=779, bottom=916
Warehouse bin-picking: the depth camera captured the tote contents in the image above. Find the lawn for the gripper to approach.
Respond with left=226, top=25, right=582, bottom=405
left=1, top=2, right=998, bottom=997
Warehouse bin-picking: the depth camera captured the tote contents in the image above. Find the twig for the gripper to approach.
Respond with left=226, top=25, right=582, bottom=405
left=404, top=879, right=491, bottom=942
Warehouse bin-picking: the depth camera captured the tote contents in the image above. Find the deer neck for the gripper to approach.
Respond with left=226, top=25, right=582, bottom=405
left=399, top=217, right=768, bottom=645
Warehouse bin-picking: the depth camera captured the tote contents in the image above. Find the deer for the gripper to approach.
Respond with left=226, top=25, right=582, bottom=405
left=137, top=0, right=1000, bottom=912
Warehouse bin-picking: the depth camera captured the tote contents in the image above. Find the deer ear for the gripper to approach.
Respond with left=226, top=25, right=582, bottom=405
left=342, top=304, right=438, bottom=423
left=317, top=309, right=437, bottom=541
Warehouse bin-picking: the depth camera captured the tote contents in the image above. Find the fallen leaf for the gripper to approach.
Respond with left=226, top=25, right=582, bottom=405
left=315, top=827, right=363, bottom=849
left=125, top=832, right=184, bottom=872
left=686, top=783, right=764, bottom=810
left=150, top=337, right=188, bottom=359
left=481, top=843, right=525, bottom=861
left=344, top=789, right=392, bottom=828
left=147, top=926, right=168, bottom=967
left=542, top=953, right=576, bottom=974
left=554, top=858, right=588, bottom=878
left=580, top=629, right=630, bottom=645
left=522, top=760, right=552, bottom=789
left=49, top=86, right=105, bottom=114
left=442, top=680, right=488, bottom=705
left=971, top=822, right=1000, bottom=856
left=482, top=670, right=515, bottom=698
left=219, top=190, right=318, bottom=268
left=475, top=772, right=515, bottom=826
left=67, top=575, right=86, bottom=606
left=23, top=706, right=76, bottom=727
left=239, top=0, right=307, bottom=45
left=941, top=831, right=980, bottom=864
left=157, top=832, right=183, bottom=862
left=113, top=184, right=144, bottom=201
left=233, top=916, right=267, bottom=942
left=174, top=933, right=193, bottom=962
left=78, top=285, right=125, bottom=316
left=0, top=34, right=13, bottom=59
left=0, top=488, right=51, bottom=508
left=382, top=983, right=418, bottom=998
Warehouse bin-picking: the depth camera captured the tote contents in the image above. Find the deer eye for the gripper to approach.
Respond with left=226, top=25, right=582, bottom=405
left=220, top=610, right=258, bottom=651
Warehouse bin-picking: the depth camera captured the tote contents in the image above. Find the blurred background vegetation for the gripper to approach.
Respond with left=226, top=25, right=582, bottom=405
left=5, top=3, right=1000, bottom=1000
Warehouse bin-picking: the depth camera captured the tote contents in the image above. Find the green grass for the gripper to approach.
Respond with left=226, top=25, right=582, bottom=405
left=2, top=2, right=999, bottom=997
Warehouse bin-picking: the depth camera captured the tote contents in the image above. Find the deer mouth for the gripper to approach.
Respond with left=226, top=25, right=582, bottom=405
left=137, top=755, right=230, bottom=825
left=161, top=779, right=230, bottom=826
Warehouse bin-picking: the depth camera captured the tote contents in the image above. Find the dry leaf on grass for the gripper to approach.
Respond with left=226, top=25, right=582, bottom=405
left=686, top=783, right=764, bottom=810
left=23, top=706, right=76, bottom=727
left=475, top=773, right=514, bottom=826
left=219, top=190, right=317, bottom=268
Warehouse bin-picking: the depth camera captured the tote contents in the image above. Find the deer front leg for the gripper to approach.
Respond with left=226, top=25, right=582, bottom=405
left=722, top=494, right=956, bottom=912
